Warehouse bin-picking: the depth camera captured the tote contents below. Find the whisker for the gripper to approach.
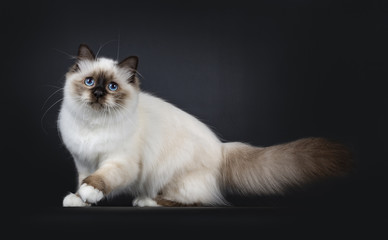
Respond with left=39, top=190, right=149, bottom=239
left=81, top=102, right=87, bottom=122
left=103, top=105, right=108, bottom=127
left=114, top=102, right=131, bottom=112
left=111, top=108, right=120, bottom=124
left=41, top=84, right=62, bottom=89
left=41, top=98, right=63, bottom=134
left=134, top=70, right=145, bottom=80
left=95, top=39, right=118, bottom=59
left=53, top=48, right=77, bottom=59
left=116, top=32, right=121, bottom=61
left=111, top=103, right=132, bottom=123
left=111, top=106, right=124, bottom=123
left=108, top=106, right=114, bottom=128
left=57, top=124, right=63, bottom=143
left=41, top=88, right=64, bottom=110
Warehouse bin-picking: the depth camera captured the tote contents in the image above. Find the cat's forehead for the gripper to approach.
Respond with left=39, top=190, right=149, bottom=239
left=78, top=57, right=117, bottom=73
left=69, top=57, right=133, bottom=84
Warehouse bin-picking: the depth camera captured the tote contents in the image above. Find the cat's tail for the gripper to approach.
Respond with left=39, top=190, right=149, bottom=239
left=219, top=137, right=352, bottom=195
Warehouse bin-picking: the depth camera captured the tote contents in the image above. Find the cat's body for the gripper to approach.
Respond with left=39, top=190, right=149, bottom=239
left=61, top=90, right=225, bottom=206
left=60, top=45, right=351, bottom=207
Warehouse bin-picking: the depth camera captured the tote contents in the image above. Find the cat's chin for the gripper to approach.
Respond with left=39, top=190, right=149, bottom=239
left=89, top=102, right=105, bottom=110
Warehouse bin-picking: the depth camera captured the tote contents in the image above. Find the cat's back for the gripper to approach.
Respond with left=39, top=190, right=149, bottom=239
left=138, top=92, right=221, bottom=144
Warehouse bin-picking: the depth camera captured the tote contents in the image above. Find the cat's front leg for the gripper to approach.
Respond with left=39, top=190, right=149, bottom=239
left=63, top=169, right=91, bottom=207
left=63, top=193, right=91, bottom=207
left=78, top=176, right=105, bottom=204
left=78, top=159, right=139, bottom=204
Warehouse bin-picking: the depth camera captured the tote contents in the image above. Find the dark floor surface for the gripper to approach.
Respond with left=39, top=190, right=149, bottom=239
left=15, top=192, right=384, bottom=239
left=10, top=174, right=385, bottom=239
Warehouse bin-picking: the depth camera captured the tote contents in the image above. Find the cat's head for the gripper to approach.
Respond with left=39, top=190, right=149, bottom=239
left=64, top=44, right=139, bottom=115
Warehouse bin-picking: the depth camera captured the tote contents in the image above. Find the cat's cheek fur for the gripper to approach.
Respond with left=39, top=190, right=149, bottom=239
left=78, top=183, right=104, bottom=204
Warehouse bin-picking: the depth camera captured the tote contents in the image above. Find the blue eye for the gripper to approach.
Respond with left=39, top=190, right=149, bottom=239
left=84, top=77, right=95, bottom=86
left=108, top=82, right=118, bottom=91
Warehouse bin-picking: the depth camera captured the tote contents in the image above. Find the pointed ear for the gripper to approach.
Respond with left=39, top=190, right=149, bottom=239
left=118, top=56, right=138, bottom=72
left=119, top=56, right=139, bottom=83
left=77, top=44, right=95, bottom=60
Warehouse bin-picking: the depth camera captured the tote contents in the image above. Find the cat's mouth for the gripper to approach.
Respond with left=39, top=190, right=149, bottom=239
left=89, top=101, right=104, bottom=109
left=88, top=96, right=107, bottom=109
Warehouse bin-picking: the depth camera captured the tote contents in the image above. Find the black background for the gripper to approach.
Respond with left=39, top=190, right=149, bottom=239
left=3, top=0, right=387, bottom=238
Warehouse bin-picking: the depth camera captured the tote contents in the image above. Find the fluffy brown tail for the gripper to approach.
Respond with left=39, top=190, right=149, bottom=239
left=220, top=137, right=352, bottom=195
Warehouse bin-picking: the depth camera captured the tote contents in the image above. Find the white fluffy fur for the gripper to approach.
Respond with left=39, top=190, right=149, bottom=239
left=59, top=53, right=350, bottom=207
left=78, top=183, right=104, bottom=204
left=59, top=57, right=226, bottom=206
left=63, top=193, right=90, bottom=207
left=132, top=197, right=160, bottom=207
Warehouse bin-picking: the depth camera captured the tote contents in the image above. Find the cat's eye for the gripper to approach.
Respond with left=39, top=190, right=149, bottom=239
left=84, top=77, right=95, bottom=86
left=108, top=82, right=118, bottom=91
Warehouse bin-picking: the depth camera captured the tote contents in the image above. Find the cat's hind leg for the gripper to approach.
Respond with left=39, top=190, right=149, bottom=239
left=154, top=195, right=201, bottom=207
left=132, top=196, right=160, bottom=207
left=158, top=169, right=225, bottom=207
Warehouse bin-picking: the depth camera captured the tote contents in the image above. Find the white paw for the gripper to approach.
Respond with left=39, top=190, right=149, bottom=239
left=132, top=196, right=160, bottom=207
left=63, top=193, right=91, bottom=207
left=78, top=183, right=104, bottom=204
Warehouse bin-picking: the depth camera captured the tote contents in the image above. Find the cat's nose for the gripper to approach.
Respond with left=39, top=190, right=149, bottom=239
left=93, top=89, right=104, bottom=98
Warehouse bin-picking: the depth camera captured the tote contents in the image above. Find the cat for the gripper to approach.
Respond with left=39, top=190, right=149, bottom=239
left=60, top=44, right=352, bottom=207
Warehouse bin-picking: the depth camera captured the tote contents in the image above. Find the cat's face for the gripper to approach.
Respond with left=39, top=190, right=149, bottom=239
left=64, top=44, right=139, bottom=114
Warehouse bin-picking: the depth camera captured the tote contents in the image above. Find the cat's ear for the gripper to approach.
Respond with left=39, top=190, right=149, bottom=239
left=77, top=44, right=95, bottom=60
left=119, top=56, right=138, bottom=71
left=118, top=56, right=139, bottom=83
left=68, top=44, right=95, bottom=73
